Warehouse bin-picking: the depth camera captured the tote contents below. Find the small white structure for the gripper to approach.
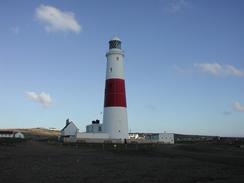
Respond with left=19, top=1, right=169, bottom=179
left=86, top=124, right=103, bottom=133
left=129, top=133, right=146, bottom=140
left=145, top=133, right=175, bottom=144
left=158, top=133, right=174, bottom=144
left=77, top=120, right=109, bottom=142
left=86, top=120, right=103, bottom=133
left=129, top=133, right=139, bottom=139
left=61, top=119, right=79, bottom=137
left=49, top=127, right=60, bottom=131
left=14, top=132, right=25, bottom=139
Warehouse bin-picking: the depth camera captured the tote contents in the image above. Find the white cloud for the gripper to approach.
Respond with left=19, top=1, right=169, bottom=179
left=194, top=63, right=244, bottom=77
left=36, top=5, right=81, bottom=33
left=233, top=101, right=244, bottom=112
left=25, top=91, right=52, bottom=107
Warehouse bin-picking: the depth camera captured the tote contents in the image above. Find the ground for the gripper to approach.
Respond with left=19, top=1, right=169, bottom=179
left=0, top=141, right=244, bottom=183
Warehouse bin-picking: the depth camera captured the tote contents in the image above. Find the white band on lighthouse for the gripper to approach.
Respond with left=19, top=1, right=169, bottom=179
left=106, top=52, right=125, bottom=80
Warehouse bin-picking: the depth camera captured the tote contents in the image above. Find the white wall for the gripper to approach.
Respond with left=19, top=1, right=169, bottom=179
left=106, top=49, right=125, bottom=79
left=103, top=107, right=128, bottom=139
left=129, top=133, right=139, bottom=139
left=86, top=124, right=103, bottom=133
left=61, top=122, right=79, bottom=136
left=158, top=133, right=174, bottom=144
left=77, top=132, right=109, bottom=139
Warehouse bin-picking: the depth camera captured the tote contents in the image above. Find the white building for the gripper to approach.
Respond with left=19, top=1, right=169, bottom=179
left=145, top=133, right=175, bottom=144
left=61, top=120, right=79, bottom=137
left=158, top=133, right=174, bottom=144
left=49, top=127, right=60, bottom=131
left=86, top=124, right=103, bottom=133
left=129, top=133, right=145, bottom=140
left=86, top=120, right=103, bottom=133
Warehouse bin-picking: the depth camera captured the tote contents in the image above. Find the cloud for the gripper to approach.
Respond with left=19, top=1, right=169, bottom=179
left=194, top=63, right=244, bottom=77
left=36, top=5, right=81, bottom=33
left=25, top=91, right=52, bottom=107
left=161, top=0, right=189, bottom=13
left=233, top=101, right=244, bottom=112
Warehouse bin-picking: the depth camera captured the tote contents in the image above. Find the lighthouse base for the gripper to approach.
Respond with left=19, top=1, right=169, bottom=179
left=103, top=107, right=128, bottom=139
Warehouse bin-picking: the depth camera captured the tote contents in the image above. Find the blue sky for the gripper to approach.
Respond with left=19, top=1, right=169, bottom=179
left=0, top=0, right=244, bottom=137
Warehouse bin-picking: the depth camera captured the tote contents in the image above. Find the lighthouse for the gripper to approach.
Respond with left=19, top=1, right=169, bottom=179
left=103, top=36, right=128, bottom=139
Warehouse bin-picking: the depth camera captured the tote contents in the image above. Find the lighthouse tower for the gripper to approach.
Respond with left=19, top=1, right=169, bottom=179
left=103, top=36, right=128, bottom=139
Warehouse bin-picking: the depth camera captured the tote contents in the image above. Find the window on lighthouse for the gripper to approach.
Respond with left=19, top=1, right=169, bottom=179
left=110, top=67, right=112, bottom=72
left=109, top=40, right=121, bottom=49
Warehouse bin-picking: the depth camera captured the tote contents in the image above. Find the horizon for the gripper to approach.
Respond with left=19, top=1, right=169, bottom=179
left=0, top=0, right=244, bottom=137
left=1, top=127, right=244, bottom=138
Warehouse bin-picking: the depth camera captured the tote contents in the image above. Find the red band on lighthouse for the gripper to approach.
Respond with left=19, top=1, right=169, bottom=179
left=104, top=78, right=127, bottom=107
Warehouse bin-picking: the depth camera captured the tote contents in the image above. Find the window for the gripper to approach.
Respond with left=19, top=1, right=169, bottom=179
left=98, top=126, right=102, bottom=131
left=109, top=40, right=121, bottom=49
left=110, top=67, right=112, bottom=72
left=116, top=57, right=119, bottom=61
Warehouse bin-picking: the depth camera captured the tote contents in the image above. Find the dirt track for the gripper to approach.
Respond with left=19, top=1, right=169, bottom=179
left=0, top=141, right=244, bottom=183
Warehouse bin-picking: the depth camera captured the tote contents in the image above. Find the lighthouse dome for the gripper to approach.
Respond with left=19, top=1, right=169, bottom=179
left=110, top=36, right=121, bottom=41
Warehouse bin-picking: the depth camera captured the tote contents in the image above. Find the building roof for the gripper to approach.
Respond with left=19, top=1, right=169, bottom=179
left=61, top=121, right=78, bottom=131
left=61, top=122, right=71, bottom=131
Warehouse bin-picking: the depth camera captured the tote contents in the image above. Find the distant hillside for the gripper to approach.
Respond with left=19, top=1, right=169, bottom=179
left=0, top=128, right=60, bottom=139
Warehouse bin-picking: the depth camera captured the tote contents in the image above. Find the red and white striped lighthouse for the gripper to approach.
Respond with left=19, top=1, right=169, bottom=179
left=103, top=36, right=128, bottom=139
